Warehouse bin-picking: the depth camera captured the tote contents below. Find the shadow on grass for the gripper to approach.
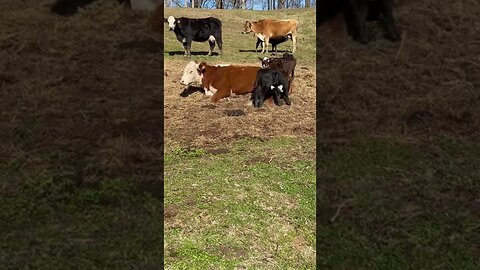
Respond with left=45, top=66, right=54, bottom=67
left=180, top=86, right=203, bottom=97
left=167, top=51, right=220, bottom=56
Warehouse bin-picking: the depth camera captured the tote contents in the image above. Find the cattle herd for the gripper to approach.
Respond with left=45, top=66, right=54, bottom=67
left=166, top=0, right=400, bottom=108
left=49, top=0, right=401, bottom=108
left=165, top=14, right=299, bottom=108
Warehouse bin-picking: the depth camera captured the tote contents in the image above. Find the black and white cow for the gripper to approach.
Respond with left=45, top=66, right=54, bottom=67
left=252, top=68, right=291, bottom=108
left=164, top=16, right=223, bottom=57
left=317, top=0, right=400, bottom=44
left=255, top=34, right=292, bottom=54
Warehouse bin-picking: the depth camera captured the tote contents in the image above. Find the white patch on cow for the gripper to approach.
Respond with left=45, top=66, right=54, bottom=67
left=277, top=85, right=284, bottom=92
left=204, top=87, right=214, bottom=96
left=167, top=16, right=176, bottom=30
left=182, top=37, right=186, bottom=43
left=208, top=35, right=216, bottom=42
left=262, top=57, right=269, bottom=62
left=209, top=85, right=218, bottom=94
left=270, top=85, right=275, bottom=90
left=215, top=64, right=230, bottom=67
left=255, top=33, right=265, bottom=41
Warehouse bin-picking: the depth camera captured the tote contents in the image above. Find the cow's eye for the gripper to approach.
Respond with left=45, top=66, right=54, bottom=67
left=190, top=70, right=193, bottom=74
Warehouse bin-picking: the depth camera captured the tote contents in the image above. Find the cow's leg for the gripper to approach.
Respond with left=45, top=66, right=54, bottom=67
left=252, top=86, right=262, bottom=107
left=282, top=84, right=292, bottom=106
left=283, top=91, right=291, bottom=106
left=182, top=38, right=188, bottom=56
left=272, top=88, right=283, bottom=106
left=288, top=78, right=293, bottom=94
left=350, top=0, right=369, bottom=44
left=215, top=35, right=223, bottom=56
left=256, top=38, right=261, bottom=52
left=210, top=89, right=230, bottom=102
left=208, top=36, right=216, bottom=56
left=378, top=0, right=400, bottom=41
left=291, top=35, right=297, bottom=53
left=262, top=37, right=269, bottom=54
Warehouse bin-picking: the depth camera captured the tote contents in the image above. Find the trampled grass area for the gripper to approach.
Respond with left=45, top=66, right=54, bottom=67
left=318, top=138, right=480, bottom=268
left=164, top=137, right=316, bottom=269
left=163, top=7, right=316, bottom=66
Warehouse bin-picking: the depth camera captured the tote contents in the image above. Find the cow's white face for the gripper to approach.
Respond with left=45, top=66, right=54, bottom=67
left=180, top=61, right=201, bottom=86
left=167, top=16, right=176, bottom=31
left=261, top=57, right=271, bottom=67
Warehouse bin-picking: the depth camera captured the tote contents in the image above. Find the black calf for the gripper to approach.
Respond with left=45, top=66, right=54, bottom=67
left=252, top=68, right=291, bottom=108
left=255, top=34, right=292, bottom=54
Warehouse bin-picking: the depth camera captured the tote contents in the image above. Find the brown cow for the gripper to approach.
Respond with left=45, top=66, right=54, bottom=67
left=196, top=62, right=260, bottom=102
left=242, top=19, right=299, bottom=54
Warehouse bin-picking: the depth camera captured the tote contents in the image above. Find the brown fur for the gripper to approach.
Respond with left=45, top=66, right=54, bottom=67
left=197, top=63, right=260, bottom=102
left=243, top=19, right=299, bottom=53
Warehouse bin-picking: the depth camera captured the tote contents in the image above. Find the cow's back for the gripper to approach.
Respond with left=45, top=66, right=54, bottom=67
left=260, top=20, right=298, bottom=37
left=208, top=66, right=259, bottom=95
left=178, top=17, right=222, bottom=41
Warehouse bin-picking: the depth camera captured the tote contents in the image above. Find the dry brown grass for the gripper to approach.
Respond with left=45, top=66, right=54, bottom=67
left=0, top=0, right=163, bottom=190
left=317, top=0, right=480, bottom=143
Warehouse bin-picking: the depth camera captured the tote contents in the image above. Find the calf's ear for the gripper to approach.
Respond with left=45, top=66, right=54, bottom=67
left=163, top=18, right=168, bottom=23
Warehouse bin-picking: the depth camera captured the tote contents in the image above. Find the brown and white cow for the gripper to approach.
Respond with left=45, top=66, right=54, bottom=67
left=180, top=61, right=260, bottom=102
left=242, top=19, right=299, bottom=54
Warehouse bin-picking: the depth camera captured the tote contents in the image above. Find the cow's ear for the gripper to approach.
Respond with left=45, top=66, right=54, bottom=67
left=197, top=66, right=205, bottom=75
left=163, top=18, right=168, bottom=23
left=258, top=57, right=263, bottom=62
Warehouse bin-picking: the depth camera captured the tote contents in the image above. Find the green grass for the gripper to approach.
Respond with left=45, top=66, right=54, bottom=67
left=0, top=177, right=163, bottom=269
left=164, top=137, right=316, bottom=269
left=163, top=7, right=316, bottom=66
left=318, top=139, right=480, bottom=269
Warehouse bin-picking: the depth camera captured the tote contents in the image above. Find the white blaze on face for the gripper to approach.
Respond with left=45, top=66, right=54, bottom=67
left=262, top=57, right=269, bottom=67
left=167, top=16, right=176, bottom=30
left=180, top=61, right=201, bottom=86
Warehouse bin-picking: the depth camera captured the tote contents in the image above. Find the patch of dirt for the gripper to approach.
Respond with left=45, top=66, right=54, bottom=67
left=164, top=204, right=180, bottom=219
left=216, top=245, right=248, bottom=259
